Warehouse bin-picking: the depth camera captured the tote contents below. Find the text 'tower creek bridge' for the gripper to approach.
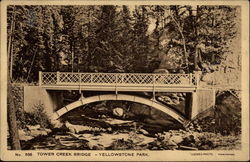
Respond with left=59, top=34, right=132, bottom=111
left=22, top=71, right=238, bottom=126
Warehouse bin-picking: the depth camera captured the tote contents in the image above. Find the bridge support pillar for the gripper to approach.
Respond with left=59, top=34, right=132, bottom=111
left=47, top=90, right=64, bottom=112
left=189, top=89, right=215, bottom=120
left=185, top=93, right=191, bottom=120
left=24, top=86, right=64, bottom=119
left=191, top=91, right=198, bottom=119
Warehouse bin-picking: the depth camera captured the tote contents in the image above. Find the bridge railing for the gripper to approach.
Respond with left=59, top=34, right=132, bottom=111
left=39, top=72, right=199, bottom=87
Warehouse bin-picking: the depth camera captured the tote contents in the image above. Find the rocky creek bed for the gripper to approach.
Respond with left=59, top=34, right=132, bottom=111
left=12, top=91, right=241, bottom=150
left=18, top=113, right=241, bottom=150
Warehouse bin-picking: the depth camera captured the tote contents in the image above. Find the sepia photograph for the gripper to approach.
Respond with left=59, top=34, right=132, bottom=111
left=0, top=0, right=249, bottom=161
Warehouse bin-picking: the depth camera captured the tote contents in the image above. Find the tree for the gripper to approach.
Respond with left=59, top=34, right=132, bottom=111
left=7, top=5, right=21, bottom=150
left=131, top=6, right=151, bottom=72
left=8, top=5, right=239, bottom=80
left=7, top=84, right=21, bottom=150
left=159, top=5, right=238, bottom=72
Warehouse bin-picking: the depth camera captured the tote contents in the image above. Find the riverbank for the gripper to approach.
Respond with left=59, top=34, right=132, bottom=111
left=18, top=116, right=241, bottom=150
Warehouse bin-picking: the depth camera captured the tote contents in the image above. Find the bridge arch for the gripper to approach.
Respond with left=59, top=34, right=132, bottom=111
left=52, top=94, right=187, bottom=124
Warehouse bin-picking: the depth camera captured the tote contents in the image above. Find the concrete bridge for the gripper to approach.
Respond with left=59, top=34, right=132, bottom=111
left=23, top=71, right=216, bottom=126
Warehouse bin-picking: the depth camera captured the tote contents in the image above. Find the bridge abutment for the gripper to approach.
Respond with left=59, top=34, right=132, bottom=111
left=190, top=89, right=215, bottom=119
left=24, top=86, right=64, bottom=119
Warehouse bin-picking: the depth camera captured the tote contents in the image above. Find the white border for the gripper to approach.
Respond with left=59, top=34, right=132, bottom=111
left=1, top=1, right=249, bottom=161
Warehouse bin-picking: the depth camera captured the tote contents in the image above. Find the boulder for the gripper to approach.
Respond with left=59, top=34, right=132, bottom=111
left=112, top=107, right=124, bottom=117
left=139, top=129, right=150, bottom=136
left=169, top=135, right=183, bottom=144
left=27, top=125, right=40, bottom=130
left=51, top=120, right=64, bottom=128
left=29, top=130, right=48, bottom=137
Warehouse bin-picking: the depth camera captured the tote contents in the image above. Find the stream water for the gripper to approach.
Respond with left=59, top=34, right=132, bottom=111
left=21, top=116, right=160, bottom=150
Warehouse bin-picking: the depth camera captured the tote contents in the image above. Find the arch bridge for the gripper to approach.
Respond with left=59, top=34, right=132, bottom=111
left=24, top=71, right=216, bottom=126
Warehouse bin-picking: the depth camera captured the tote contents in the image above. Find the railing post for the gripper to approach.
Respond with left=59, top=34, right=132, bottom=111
left=190, top=73, right=193, bottom=86
left=56, top=71, right=60, bottom=84
left=91, top=73, right=93, bottom=83
left=79, top=73, right=81, bottom=84
left=115, top=73, right=118, bottom=95
left=115, top=74, right=117, bottom=84
left=79, top=73, right=81, bottom=94
left=39, top=71, right=42, bottom=86
left=153, top=74, right=156, bottom=101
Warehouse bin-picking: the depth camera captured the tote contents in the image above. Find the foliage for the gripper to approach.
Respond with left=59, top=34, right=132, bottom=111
left=155, top=5, right=239, bottom=72
left=16, top=103, right=51, bottom=129
left=7, top=5, right=239, bottom=82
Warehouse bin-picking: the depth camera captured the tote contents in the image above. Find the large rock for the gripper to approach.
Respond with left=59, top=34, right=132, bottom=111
left=214, top=91, right=241, bottom=135
left=112, top=107, right=124, bottom=117
left=169, top=135, right=183, bottom=144
left=124, top=103, right=184, bottom=132
left=65, top=121, right=107, bottom=134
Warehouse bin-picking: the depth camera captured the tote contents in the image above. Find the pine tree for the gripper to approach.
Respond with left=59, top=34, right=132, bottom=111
left=132, top=6, right=150, bottom=72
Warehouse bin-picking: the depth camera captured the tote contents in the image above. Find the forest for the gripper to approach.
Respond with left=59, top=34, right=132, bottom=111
left=7, top=5, right=240, bottom=82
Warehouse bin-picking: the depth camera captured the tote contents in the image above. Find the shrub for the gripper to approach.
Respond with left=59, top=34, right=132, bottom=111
left=27, top=103, right=51, bottom=128
left=16, top=103, right=51, bottom=129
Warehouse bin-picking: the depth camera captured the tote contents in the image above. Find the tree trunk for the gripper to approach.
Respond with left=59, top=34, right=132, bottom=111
left=7, top=83, right=21, bottom=150
left=169, top=8, right=189, bottom=72
left=86, top=8, right=91, bottom=71
left=194, top=47, right=198, bottom=70
left=7, top=6, right=21, bottom=150
left=71, top=41, right=74, bottom=72
left=8, top=6, right=16, bottom=81
left=194, top=5, right=200, bottom=71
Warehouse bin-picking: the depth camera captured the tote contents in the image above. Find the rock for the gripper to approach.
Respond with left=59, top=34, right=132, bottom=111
left=19, top=135, right=34, bottom=141
left=83, top=133, right=93, bottom=138
left=101, top=115, right=106, bottom=118
left=171, top=93, right=178, bottom=99
left=105, top=118, right=133, bottom=125
left=160, top=96, right=172, bottom=102
left=180, top=135, right=196, bottom=147
left=179, top=97, right=185, bottom=101
left=29, top=130, right=48, bottom=137
left=39, top=130, right=48, bottom=136
left=166, top=140, right=178, bottom=150
left=169, top=135, right=183, bottom=144
left=172, top=99, right=180, bottom=105
left=177, top=93, right=183, bottom=97
left=27, top=125, right=40, bottom=130
left=65, top=121, right=91, bottom=134
left=65, top=121, right=108, bottom=134
left=162, top=132, right=171, bottom=140
left=18, top=129, right=34, bottom=141
left=67, top=132, right=80, bottom=139
left=151, top=146, right=159, bottom=150
left=199, top=145, right=211, bottom=150
left=45, top=128, right=52, bottom=133
left=139, top=129, right=149, bottom=136
left=51, top=120, right=64, bottom=128
left=92, top=144, right=105, bottom=150
left=18, top=129, right=26, bottom=136
left=113, top=107, right=124, bottom=117
left=107, top=127, right=112, bottom=132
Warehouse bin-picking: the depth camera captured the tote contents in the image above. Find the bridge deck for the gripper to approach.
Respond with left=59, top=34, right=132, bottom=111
left=39, top=72, right=199, bottom=92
